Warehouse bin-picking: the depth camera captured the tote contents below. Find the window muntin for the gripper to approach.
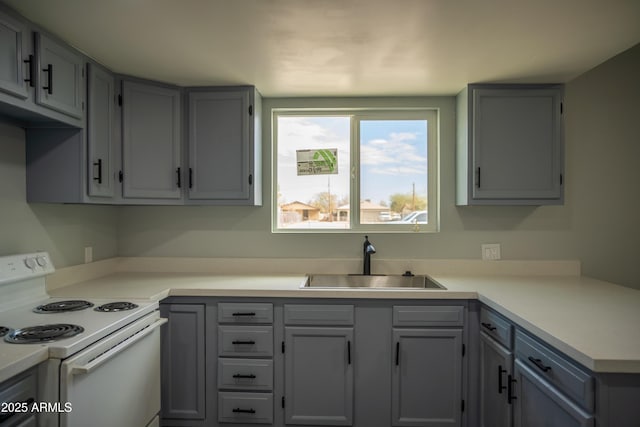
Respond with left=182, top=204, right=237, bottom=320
left=273, top=109, right=438, bottom=232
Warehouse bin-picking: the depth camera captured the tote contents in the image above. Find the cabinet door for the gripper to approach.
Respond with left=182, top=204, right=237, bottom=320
left=122, top=80, right=181, bottom=200
left=480, top=332, right=513, bottom=427
left=284, top=326, right=354, bottom=425
left=472, top=87, right=563, bottom=201
left=392, top=329, right=463, bottom=427
left=87, top=63, right=114, bottom=198
left=35, top=32, right=84, bottom=118
left=512, top=359, right=594, bottom=427
left=0, top=10, right=30, bottom=99
left=187, top=89, right=253, bottom=201
left=160, top=304, right=206, bottom=421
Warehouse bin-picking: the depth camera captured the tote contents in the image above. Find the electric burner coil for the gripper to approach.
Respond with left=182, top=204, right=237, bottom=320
left=4, top=324, right=84, bottom=343
left=94, top=302, right=139, bottom=312
left=33, top=300, right=94, bottom=313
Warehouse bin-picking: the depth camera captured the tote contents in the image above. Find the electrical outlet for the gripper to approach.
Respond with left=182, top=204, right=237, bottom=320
left=84, top=246, right=93, bottom=264
left=481, top=244, right=501, bottom=261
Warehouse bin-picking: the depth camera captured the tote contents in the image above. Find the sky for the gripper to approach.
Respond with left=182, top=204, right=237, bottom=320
left=277, top=115, right=428, bottom=208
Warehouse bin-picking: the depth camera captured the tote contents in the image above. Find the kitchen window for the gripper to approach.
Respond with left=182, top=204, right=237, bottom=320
left=272, top=109, right=438, bottom=232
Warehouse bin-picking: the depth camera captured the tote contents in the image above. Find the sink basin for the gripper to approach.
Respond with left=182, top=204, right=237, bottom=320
left=303, top=274, right=446, bottom=290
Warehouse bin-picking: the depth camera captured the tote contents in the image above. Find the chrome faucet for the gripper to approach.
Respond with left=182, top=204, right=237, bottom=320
left=363, top=235, right=376, bottom=275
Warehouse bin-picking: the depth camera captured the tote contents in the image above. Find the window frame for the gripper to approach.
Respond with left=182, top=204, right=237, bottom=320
left=272, top=108, right=439, bottom=233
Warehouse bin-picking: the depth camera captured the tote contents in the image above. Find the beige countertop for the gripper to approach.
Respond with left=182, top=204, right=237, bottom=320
left=0, top=345, right=48, bottom=384
left=46, top=269, right=640, bottom=374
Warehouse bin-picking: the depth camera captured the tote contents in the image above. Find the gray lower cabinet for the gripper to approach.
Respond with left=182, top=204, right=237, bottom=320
left=121, top=79, right=182, bottom=201
left=160, top=303, right=206, bottom=424
left=391, top=328, right=463, bottom=427
left=186, top=87, right=262, bottom=205
left=479, top=332, right=512, bottom=427
left=456, top=84, right=564, bottom=205
left=284, top=326, right=354, bottom=425
left=512, top=359, right=593, bottom=427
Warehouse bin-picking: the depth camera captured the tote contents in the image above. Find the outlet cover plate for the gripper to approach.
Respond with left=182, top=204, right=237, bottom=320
left=482, top=244, right=501, bottom=261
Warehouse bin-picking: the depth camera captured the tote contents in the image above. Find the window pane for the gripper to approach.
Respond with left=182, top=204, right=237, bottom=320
left=277, top=116, right=351, bottom=229
left=359, top=120, right=428, bottom=224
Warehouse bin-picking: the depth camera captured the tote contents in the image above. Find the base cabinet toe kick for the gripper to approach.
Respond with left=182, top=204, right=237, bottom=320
left=158, top=297, right=640, bottom=427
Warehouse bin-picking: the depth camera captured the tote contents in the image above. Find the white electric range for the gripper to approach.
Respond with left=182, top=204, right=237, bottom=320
left=0, top=252, right=165, bottom=427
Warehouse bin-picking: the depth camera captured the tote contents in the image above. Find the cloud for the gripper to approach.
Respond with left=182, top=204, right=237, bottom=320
left=360, top=131, right=427, bottom=175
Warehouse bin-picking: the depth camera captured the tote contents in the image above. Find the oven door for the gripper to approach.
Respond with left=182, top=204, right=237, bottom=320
left=58, top=311, right=167, bottom=427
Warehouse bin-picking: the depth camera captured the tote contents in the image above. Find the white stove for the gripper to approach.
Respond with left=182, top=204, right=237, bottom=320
left=0, top=252, right=164, bottom=427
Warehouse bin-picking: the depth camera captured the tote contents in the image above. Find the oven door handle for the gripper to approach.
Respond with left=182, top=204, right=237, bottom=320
left=69, top=318, right=167, bottom=375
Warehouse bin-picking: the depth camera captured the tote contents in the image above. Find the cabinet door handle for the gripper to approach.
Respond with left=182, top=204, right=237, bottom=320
left=481, top=322, right=497, bottom=332
left=476, top=167, right=481, bottom=188
left=42, top=63, right=53, bottom=94
left=232, top=408, right=256, bottom=414
left=507, top=375, right=517, bottom=404
left=176, top=167, right=181, bottom=188
left=395, top=342, right=400, bottom=366
left=232, top=340, right=256, bottom=345
left=232, top=312, right=256, bottom=317
left=24, top=54, right=35, bottom=87
left=248, top=173, right=253, bottom=185
left=93, top=159, right=103, bottom=184
left=347, top=340, right=351, bottom=365
left=498, top=365, right=507, bottom=394
left=189, top=167, right=193, bottom=189
left=528, top=356, right=552, bottom=373
left=232, top=374, right=256, bottom=379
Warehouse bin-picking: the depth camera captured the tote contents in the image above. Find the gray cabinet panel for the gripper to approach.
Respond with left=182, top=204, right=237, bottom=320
left=284, top=304, right=354, bottom=326
left=512, top=359, right=593, bottom=427
left=218, top=391, right=274, bottom=424
left=480, top=307, right=512, bottom=349
left=122, top=80, right=181, bottom=200
left=393, top=305, right=464, bottom=327
left=0, top=10, right=29, bottom=99
left=480, top=332, right=512, bottom=427
left=218, top=325, right=273, bottom=357
left=218, top=358, right=273, bottom=391
left=187, top=88, right=260, bottom=203
left=35, top=32, right=83, bottom=118
left=284, top=326, right=354, bottom=425
left=392, top=328, right=462, bottom=427
left=457, top=84, right=564, bottom=205
left=87, top=63, right=114, bottom=198
left=218, top=302, right=273, bottom=324
left=160, top=304, right=206, bottom=421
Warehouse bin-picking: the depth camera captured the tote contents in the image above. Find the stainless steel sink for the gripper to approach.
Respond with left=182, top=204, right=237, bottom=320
left=303, top=274, right=446, bottom=289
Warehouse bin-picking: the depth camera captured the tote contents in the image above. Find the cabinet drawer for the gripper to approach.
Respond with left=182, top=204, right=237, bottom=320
left=218, top=392, right=273, bottom=424
left=480, top=306, right=513, bottom=348
left=218, top=303, right=273, bottom=324
left=393, top=305, right=464, bottom=327
left=284, top=304, right=354, bottom=325
left=515, top=330, right=594, bottom=411
left=218, top=326, right=273, bottom=357
left=218, top=358, right=273, bottom=391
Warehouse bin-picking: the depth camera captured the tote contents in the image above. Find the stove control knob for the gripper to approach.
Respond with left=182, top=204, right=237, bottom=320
left=24, top=257, right=37, bottom=270
left=36, top=256, right=48, bottom=267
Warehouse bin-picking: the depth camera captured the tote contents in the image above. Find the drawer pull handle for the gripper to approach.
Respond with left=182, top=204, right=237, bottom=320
left=232, top=408, right=256, bottom=414
left=347, top=340, right=351, bottom=365
left=233, top=374, right=257, bottom=379
left=481, top=322, right=497, bottom=332
left=232, top=340, right=256, bottom=345
left=232, top=312, right=256, bottom=316
left=528, top=356, right=552, bottom=372
left=507, top=375, right=517, bottom=404
left=498, top=365, right=507, bottom=394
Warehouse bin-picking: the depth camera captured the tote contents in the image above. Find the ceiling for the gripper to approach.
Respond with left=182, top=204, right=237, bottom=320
left=3, top=0, right=639, bottom=97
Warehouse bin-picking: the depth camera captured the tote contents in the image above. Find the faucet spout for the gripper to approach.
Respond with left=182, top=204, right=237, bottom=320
left=363, top=235, right=376, bottom=275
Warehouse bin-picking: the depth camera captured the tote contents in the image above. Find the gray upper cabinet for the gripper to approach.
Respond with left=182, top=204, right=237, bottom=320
left=35, top=32, right=84, bottom=119
left=121, top=80, right=182, bottom=201
left=391, top=328, right=463, bottom=427
left=186, top=87, right=262, bottom=205
left=457, top=84, right=564, bottom=205
left=87, top=63, right=114, bottom=198
left=0, top=9, right=30, bottom=99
